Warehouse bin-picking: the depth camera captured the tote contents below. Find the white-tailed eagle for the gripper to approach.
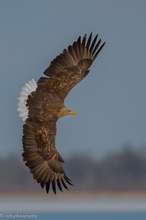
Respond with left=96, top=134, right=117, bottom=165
left=17, top=33, right=105, bottom=194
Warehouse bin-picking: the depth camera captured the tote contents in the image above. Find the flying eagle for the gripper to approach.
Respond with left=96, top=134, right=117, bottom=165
left=17, top=33, right=105, bottom=194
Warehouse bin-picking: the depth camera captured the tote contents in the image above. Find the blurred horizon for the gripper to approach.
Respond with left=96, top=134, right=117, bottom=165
left=1, top=143, right=146, bottom=195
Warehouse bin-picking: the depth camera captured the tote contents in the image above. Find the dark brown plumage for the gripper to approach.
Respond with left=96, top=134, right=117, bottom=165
left=19, top=33, right=105, bottom=194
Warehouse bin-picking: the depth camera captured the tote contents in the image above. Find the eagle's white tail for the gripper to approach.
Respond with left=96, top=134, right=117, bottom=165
left=17, top=79, right=37, bottom=122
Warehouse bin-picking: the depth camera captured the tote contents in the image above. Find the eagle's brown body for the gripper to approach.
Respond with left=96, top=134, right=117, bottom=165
left=19, top=33, right=105, bottom=194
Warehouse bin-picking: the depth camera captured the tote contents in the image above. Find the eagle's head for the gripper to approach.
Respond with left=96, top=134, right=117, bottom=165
left=58, top=106, right=76, bottom=118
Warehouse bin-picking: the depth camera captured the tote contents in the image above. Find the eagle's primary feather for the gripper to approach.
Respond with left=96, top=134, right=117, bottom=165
left=17, top=33, right=105, bottom=194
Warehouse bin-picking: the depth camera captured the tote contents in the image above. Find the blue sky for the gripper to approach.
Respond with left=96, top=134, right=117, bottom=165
left=0, top=0, right=146, bottom=158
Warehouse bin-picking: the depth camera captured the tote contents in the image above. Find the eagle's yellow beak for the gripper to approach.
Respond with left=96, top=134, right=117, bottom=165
left=71, top=110, right=76, bottom=116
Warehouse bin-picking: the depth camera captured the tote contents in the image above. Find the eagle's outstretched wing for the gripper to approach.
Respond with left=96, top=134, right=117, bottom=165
left=38, top=33, right=105, bottom=100
left=22, top=119, right=72, bottom=194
